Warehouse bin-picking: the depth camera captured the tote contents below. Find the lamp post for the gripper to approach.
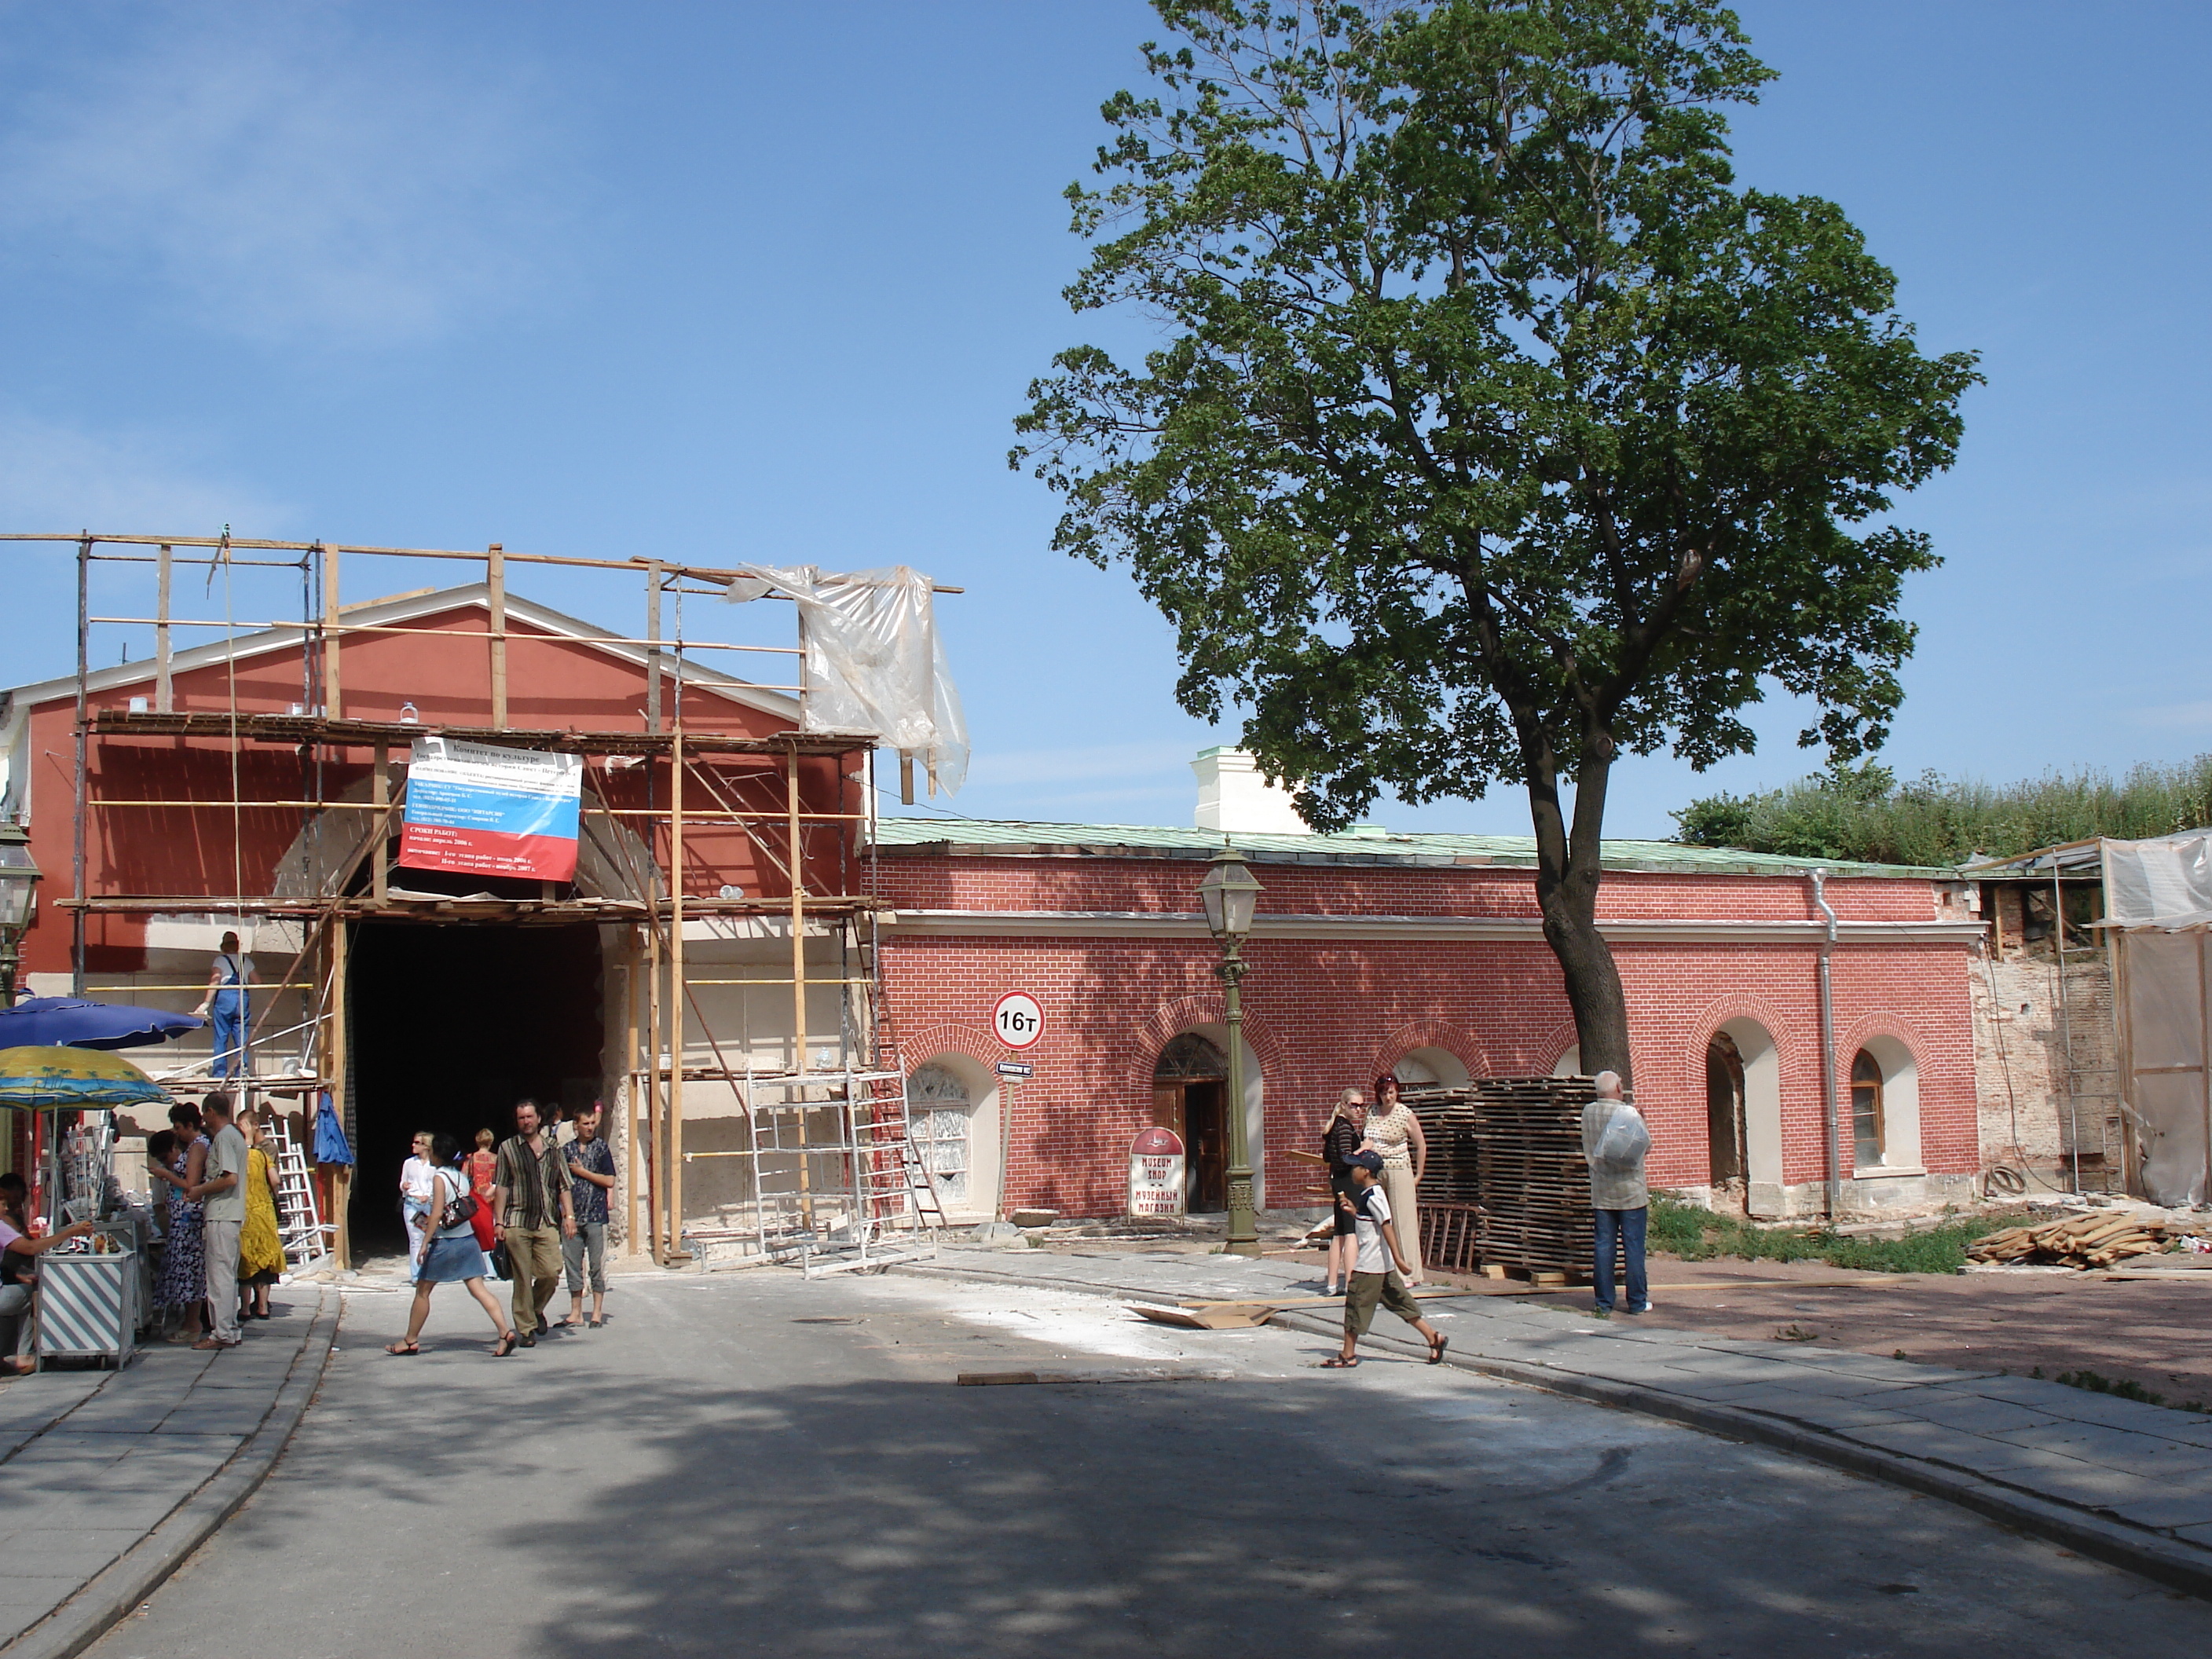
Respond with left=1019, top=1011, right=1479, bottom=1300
left=0, top=819, right=41, bottom=1006
left=1199, top=842, right=1263, bottom=1258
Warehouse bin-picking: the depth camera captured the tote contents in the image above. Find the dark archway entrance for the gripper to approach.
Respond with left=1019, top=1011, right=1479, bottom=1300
left=347, top=921, right=605, bottom=1250
left=1152, top=1032, right=1228, bottom=1210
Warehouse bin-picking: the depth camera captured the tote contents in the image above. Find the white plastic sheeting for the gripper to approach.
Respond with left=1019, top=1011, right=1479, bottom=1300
left=722, top=564, right=968, bottom=797
left=2101, top=832, right=2212, bottom=1206
left=2103, top=830, right=2212, bottom=930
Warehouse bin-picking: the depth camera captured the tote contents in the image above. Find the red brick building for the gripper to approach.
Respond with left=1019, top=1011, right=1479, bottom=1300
left=871, top=814, right=1986, bottom=1224
left=0, top=577, right=1987, bottom=1246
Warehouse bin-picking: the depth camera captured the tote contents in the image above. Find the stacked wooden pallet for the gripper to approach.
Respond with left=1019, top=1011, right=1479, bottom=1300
left=1407, top=1077, right=1596, bottom=1279
left=1968, top=1212, right=2172, bottom=1269
left=1470, top=1076, right=1597, bottom=1278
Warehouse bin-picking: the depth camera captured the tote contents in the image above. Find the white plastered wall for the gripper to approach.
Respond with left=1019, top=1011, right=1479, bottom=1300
left=1719, top=1019, right=1785, bottom=1218
left=906, top=1049, right=1002, bottom=1225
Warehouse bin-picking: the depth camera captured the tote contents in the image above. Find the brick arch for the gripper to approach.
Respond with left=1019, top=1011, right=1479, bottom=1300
left=895, top=1023, right=1008, bottom=1072
left=1532, top=1019, right=1581, bottom=1075
left=1364, top=1020, right=1488, bottom=1086
left=1835, top=1011, right=1928, bottom=1070
left=1680, top=994, right=1798, bottom=1075
left=1122, top=994, right=1291, bottom=1102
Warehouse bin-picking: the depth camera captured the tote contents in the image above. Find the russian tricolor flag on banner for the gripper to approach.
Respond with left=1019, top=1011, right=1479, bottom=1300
left=397, top=737, right=583, bottom=882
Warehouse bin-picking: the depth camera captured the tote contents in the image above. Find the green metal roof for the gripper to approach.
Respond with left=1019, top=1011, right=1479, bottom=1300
left=869, top=815, right=1948, bottom=879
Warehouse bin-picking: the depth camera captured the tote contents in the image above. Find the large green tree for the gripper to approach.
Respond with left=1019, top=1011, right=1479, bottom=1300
left=1013, top=0, right=1979, bottom=1081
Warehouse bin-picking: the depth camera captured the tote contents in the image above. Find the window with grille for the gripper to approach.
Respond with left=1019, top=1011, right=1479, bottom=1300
left=907, top=1063, right=972, bottom=1205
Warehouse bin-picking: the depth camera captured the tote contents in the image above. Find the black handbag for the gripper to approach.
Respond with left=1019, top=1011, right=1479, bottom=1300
left=488, top=1240, right=513, bottom=1280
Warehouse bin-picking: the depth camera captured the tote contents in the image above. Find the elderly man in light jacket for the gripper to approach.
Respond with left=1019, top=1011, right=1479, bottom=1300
left=1580, top=1071, right=1651, bottom=1317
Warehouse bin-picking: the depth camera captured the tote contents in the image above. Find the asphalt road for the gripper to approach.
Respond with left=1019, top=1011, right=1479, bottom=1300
left=88, top=1265, right=2212, bottom=1658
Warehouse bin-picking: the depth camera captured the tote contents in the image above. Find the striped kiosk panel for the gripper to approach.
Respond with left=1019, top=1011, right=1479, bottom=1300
left=37, top=1254, right=135, bottom=1364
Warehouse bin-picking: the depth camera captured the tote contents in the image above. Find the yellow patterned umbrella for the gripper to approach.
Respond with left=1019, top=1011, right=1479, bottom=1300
left=0, top=1046, right=168, bottom=1112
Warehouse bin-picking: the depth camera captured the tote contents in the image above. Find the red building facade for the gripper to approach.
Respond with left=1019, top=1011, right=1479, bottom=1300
left=871, top=822, right=1985, bottom=1223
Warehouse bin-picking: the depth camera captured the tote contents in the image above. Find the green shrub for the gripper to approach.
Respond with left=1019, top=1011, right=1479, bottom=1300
left=1672, top=755, right=2212, bottom=867
left=1645, top=1196, right=2014, bottom=1275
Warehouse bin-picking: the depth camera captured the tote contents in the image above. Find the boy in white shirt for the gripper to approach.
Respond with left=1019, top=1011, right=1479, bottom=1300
left=1325, top=1151, right=1448, bottom=1368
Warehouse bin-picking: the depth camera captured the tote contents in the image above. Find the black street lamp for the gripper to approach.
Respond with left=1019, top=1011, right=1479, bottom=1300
left=0, top=820, right=39, bottom=1005
left=1198, top=842, right=1263, bottom=1257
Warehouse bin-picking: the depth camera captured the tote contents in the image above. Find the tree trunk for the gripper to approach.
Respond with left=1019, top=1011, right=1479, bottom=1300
left=1524, top=738, right=1634, bottom=1087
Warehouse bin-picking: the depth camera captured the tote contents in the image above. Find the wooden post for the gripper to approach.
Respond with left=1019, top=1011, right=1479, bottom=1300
left=667, top=725, right=687, bottom=1258
left=371, top=743, right=389, bottom=906
left=645, top=910, right=663, bottom=1263
left=624, top=944, right=641, bottom=1257
left=328, top=919, right=351, bottom=1270
left=645, top=562, right=663, bottom=735
left=899, top=752, right=915, bottom=806
left=789, top=745, right=815, bottom=1227
left=789, top=747, right=808, bottom=1069
left=487, top=543, right=507, bottom=729
left=320, top=544, right=342, bottom=718
left=154, top=544, right=174, bottom=712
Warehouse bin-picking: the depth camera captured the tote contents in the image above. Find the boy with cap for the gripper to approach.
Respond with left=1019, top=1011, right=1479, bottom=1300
left=1324, top=1151, right=1448, bottom=1368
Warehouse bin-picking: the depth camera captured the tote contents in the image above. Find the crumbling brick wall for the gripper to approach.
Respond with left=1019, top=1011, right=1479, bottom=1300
left=1973, top=953, right=2117, bottom=1191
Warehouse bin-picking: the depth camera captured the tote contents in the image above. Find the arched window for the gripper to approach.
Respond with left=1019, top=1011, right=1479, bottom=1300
left=1850, top=1049, right=1884, bottom=1169
left=906, top=1063, right=972, bottom=1205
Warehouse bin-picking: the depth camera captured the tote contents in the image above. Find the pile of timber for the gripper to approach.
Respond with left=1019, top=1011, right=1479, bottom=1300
left=1968, top=1212, right=2172, bottom=1269
left=1408, top=1076, right=1597, bottom=1279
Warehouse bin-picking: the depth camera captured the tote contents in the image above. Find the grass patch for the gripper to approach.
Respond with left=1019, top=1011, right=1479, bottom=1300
left=1647, top=1196, right=2018, bottom=1276
left=2047, top=1368, right=2210, bottom=1413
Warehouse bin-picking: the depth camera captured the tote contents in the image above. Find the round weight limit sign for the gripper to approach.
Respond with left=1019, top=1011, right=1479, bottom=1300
left=993, top=991, right=1045, bottom=1050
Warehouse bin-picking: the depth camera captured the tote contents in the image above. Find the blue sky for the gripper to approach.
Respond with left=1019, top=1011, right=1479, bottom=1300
left=0, top=2, right=2205, bottom=839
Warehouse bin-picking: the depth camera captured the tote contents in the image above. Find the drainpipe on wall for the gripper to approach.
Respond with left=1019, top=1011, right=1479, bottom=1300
left=1810, top=869, right=1841, bottom=1221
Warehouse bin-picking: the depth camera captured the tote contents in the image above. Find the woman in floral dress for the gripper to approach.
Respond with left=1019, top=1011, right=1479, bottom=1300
left=147, top=1101, right=209, bottom=1342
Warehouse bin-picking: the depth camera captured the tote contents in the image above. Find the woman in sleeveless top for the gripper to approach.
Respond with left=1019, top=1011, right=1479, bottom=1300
left=1320, top=1090, right=1368, bottom=1295
left=148, top=1104, right=210, bottom=1342
left=236, top=1113, right=287, bottom=1320
left=386, top=1133, right=516, bottom=1357
left=1363, top=1075, right=1428, bottom=1284
left=464, top=1129, right=500, bottom=1256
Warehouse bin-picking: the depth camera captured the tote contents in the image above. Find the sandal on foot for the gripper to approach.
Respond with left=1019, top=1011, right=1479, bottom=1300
left=588, top=1316, right=603, bottom=1328
left=385, top=1340, right=420, bottom=1356
left=1321, top=1355, right=1361, bottom=1368
left=493, top=1331, right=518, bottom=1357
left=1428, top=1334, right=1450, bottom=1365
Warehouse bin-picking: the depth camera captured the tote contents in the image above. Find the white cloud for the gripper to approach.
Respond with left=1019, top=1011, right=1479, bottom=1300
left=0, top=410, right=291, bottom=533
left=2133, top=701, right=2212, bottom=731
left=0, top=6, right=573, bottom=347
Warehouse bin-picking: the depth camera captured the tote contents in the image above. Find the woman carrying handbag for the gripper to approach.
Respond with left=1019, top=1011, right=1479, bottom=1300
left=386, top=1133, right=517, bottom=1357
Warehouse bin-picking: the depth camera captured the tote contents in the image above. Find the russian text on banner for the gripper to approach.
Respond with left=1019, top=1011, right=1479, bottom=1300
left=397, top=737, right=583, bottom=882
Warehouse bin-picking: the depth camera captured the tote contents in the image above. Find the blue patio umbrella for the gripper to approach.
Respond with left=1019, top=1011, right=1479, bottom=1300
left=0, top=997, right=204, bottom=1052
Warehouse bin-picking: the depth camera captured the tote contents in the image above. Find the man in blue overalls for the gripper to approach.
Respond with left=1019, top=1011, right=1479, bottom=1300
left=193, top=932, right=256, bottom=1081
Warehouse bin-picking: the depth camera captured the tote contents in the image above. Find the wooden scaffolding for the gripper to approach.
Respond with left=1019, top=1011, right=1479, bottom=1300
left=12, top=532, right=943, bottom=1271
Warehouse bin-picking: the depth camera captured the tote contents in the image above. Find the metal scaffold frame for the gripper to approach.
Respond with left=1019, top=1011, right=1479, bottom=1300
left=10, top=530, right=947, bottom=1273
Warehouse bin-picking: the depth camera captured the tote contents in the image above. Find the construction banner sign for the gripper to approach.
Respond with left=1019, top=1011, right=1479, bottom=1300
left=398, top=737, right=582, bottom=882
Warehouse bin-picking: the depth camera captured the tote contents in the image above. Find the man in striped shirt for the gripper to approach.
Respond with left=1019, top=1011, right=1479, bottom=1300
left=493, top=1100, right=576, bottom=1347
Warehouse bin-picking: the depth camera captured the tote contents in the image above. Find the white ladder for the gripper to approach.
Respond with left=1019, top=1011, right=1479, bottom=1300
left=263, top=1114, right=328, bottom=1270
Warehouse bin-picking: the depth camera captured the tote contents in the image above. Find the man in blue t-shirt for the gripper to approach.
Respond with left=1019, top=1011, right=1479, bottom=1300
left=1325, top=1152, right=1448, bottom=1368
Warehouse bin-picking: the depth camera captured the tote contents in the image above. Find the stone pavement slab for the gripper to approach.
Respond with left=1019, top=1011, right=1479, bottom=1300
left=897, top=1246, right=2212, bottom=1597
left=0, top=1287, right=333, bottom=1658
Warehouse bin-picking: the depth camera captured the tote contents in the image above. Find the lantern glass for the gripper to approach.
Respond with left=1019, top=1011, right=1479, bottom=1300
left=1198, top=846, right=1262, bottom=941
left=0, top=830, right=38, bottom=932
